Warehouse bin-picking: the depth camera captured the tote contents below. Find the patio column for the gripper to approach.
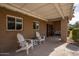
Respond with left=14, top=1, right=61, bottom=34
left=61, top=18, right=68, bottom=42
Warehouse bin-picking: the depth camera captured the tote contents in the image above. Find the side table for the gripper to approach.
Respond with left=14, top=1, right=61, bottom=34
left=33, top=39, right=39, bottom=46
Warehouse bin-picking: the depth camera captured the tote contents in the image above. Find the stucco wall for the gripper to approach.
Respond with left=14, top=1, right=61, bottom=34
left=52, top=21, right=61, bottom=32
left=0, top=7, right=47, bottom=52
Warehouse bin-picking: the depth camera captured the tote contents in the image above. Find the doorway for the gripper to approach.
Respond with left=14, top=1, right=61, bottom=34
left=46, top=24, right=53, bottom=37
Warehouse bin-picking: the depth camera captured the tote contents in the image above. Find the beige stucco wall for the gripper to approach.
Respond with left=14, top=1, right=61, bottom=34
left=0, top=7, right=47, bottom=52
left=52, top=21, right=61, bottom=33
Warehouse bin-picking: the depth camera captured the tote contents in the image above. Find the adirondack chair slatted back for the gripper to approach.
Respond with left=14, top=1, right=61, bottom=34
left=36, top=32, right=41, bottom=39
left=17, top=33, right=27, bottom=47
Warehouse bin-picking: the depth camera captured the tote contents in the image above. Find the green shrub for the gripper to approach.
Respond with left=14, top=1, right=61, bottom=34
left=69, top=27, right=73, bottom=31
left=72, top=28, right=79, bottom=42
left=68, top=30, right=71, bottom=37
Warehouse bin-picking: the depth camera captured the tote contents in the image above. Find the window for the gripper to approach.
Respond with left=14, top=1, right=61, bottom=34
left=16, top=18, right=23, bottom=30
left=8, top=17, right=15, bottom=30
left=33, top=21, right=39, bottom=30
left=7, top=15, right=23, bottom=31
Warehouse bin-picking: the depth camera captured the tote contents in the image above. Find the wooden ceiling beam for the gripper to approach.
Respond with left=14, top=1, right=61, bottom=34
left=54, top=4, right=65, bottom=19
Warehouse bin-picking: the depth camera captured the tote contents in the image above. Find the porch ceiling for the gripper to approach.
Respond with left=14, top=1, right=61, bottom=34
left=0, top=3, right=74, bottom=21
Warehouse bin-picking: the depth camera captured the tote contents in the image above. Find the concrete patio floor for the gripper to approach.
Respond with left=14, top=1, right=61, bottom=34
left=0, top=36, right=79, bottom=56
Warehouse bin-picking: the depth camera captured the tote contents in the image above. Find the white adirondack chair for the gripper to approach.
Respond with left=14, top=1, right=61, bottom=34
left=16, top=33, right=33, bottom=55
left=36, top=32, right=45, bottom=44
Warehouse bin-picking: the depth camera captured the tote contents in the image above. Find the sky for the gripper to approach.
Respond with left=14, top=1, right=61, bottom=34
left=69, top=3, right=79, bottom=25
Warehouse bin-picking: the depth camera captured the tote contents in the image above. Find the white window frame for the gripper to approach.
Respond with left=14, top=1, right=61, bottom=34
left=6, top=15, right=23, bottom=31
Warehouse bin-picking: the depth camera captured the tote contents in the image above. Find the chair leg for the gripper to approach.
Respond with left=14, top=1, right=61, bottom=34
left=16, top=49, right=21, bottom=52
left=16, top=48, right=24, bottom=52
left=26, top=49, right=29, bottom=55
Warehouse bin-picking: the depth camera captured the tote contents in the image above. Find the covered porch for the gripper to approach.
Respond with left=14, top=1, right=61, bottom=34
left=0, top=3, right=74, bottom=54
left=0, top=3, right=74, bottom=42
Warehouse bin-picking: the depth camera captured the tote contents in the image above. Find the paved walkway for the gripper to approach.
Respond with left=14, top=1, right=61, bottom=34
left=49, top=43, right=79, bottom=56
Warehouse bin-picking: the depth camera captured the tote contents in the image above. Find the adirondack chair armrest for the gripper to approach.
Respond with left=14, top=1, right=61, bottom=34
left=25, top=39, right=33, bottom=44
